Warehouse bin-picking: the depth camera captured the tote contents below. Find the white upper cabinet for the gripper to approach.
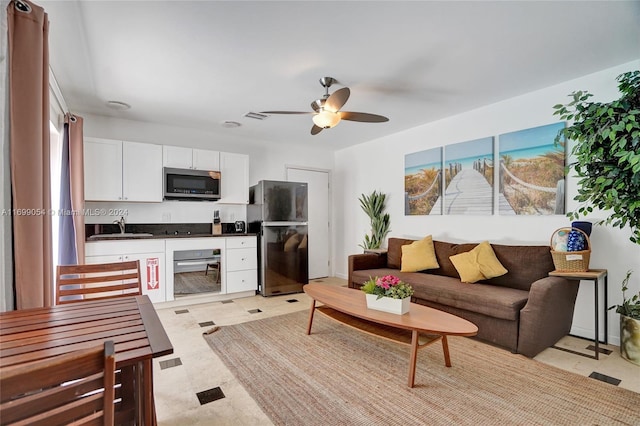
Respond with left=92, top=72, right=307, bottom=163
left=122, top=141, right=163, bottom=202
left=193, top=149, right=220, bottom=171
left=162, top=146, right=193, bottom=169
left=84, top=138, right=123, bottom=201
left=163, top=145, right=220, bottom=171
left=84, top=138, right=162, bottom=202
left=219, top=152, right=249, bottom=204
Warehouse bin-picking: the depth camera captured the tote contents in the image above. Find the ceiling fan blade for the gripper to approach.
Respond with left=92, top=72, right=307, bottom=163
left=324, top=87, right=350, bottom=112
left=260, top=111, right=313, bottom=115
left=339, top=111, right=389, bottom=123
left=311, top=124, right=323, bottom=135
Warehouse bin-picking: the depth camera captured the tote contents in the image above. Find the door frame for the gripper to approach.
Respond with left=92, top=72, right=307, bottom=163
left=285, top=165, right=332, bottom=278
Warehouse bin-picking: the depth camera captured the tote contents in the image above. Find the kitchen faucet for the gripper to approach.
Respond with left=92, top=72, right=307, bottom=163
left=114, top=216, right=126, bottom=234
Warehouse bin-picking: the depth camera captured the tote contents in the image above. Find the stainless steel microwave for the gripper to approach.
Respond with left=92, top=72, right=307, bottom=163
left=163, top=167, right=221, bottom=201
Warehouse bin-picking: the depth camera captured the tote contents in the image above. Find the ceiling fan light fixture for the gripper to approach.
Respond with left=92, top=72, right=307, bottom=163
left=312, top=110, right=341, bottom=129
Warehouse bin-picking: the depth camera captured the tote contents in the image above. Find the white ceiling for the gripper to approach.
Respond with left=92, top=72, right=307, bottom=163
left=42, top=1, right=640, bottom=151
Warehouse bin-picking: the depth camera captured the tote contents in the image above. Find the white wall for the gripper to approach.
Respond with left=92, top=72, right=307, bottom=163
left=81, top=113, right=334, bottom=224
left=333, top=60, right=640, bottom=346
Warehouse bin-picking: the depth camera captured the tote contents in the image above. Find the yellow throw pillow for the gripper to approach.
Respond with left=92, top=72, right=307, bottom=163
left=476, top=241, right=508, bottom=279
left=449, top=241, right=508, bottom=283
left=449, top=250, right=486, bottom=283
left=284, top=234, right=300, bottom=252
left=400, top=235, right=440, bottom=272
left=298, top=234, right=308, bottom=249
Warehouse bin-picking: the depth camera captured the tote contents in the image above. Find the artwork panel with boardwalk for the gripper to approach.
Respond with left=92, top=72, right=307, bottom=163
left=442, top=137, right=494, bottom=215
left=498, top=122, right=566, bottom=215
left=404, top=147, right=442, bottom=215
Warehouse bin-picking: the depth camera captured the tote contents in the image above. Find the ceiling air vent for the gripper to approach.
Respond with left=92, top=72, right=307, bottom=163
left=244, top=112, right=269, bottom=120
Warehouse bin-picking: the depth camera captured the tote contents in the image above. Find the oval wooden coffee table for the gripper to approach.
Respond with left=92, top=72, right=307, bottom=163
left=304, top=283, right=478, bottom=387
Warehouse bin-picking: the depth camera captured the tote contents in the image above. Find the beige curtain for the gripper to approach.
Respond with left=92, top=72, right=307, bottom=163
left=8, top=0, right=52, bottom=309
left=66, top=113, right=85, bottom=263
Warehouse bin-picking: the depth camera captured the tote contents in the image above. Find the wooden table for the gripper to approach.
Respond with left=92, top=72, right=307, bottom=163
left=0, top=295, right=173, bottom=425
left=304, top=283, right=478, bottom=387
left=549, top=269, right=608, bottom=359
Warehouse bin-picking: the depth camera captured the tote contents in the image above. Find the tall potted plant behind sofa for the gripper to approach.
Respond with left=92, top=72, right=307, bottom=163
left=553, top=70, right=640, bottom=245
left=358, top=191, right=390, bottom=250
left=554, top=70, right=640, bottom=364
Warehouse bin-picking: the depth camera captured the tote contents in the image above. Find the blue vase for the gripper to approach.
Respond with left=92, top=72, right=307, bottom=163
left=571, top=221, right=592, bottom=237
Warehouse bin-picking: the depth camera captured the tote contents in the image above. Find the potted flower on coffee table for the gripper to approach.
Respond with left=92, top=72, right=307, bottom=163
left=361, top=275, right=414, bottom=315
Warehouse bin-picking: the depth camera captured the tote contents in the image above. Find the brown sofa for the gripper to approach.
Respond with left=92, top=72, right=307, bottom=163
left=348, top=237, right=580, bottom=357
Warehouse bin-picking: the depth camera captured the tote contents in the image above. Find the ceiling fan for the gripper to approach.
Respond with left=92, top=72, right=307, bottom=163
left=261, top=77, right=389, bottom=135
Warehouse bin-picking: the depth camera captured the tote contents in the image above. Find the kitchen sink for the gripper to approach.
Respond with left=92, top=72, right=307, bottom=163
left=88, top=233, right=154, bottom=240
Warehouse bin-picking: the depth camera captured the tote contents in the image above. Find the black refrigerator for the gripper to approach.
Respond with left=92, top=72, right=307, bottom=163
left=247, top=180, right=309, bottom=296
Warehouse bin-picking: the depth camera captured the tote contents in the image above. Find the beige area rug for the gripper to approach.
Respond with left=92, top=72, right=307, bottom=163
left=204, top=311, right=640, bottom=426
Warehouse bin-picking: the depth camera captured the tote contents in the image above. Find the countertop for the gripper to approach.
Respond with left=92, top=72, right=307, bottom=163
left=87, top=233, right=256, bottom=242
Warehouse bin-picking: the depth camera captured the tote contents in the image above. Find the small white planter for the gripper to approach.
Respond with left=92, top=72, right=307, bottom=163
left=365, top=294, right=411, bottom=315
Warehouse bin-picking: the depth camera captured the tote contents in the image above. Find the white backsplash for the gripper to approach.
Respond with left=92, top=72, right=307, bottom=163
left=84, top=201, right=246, bottom=225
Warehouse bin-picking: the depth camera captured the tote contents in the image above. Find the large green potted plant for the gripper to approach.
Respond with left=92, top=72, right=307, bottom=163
left=553, top=70, right=640, bottom=244
left=554, top=71, right=640, bottom=365
left=608, top=270, right=640, bottom=366
left=358, top=190, right=391, bottom=250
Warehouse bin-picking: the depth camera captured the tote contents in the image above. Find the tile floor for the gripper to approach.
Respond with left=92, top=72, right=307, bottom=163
left=152, top=277, right=639, bottom=426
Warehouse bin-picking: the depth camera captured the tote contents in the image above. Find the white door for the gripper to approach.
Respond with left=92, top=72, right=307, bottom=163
left=286, top=167, right=330, bottom=279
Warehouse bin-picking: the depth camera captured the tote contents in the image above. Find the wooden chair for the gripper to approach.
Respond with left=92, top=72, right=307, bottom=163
left=0, top=341, right=116, bottom=425
left=205, top=261, right=221, bottom=284
left=56, top=260, right=142, bottom=305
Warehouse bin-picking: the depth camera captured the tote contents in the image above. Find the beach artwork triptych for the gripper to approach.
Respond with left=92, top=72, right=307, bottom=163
left=404, top=122, right=566, bottom=216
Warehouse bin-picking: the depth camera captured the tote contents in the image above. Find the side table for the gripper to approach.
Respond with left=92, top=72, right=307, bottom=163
left=549, top=269, right=608, bottom=360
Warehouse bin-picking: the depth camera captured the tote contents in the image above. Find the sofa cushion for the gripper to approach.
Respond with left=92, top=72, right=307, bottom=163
left=351, top=268, right=400, bottom=287
left=431, top=241, right=478, bottom=278
left=387, top=238, right=415, bottom=269
left=483, top=244, right=555, bottom=291
left=351, top=268, right=528, bottom=321
left=386, top=238, right=554, bottom=291
left=400, top=235, right=439, bottom=272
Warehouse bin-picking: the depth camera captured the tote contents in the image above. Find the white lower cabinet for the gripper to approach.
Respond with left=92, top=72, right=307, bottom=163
left=85, top=240, right=166, bottom=303
left=225, top=237, right=257, bottom=294
left=86, top=235, right=258, bottom=302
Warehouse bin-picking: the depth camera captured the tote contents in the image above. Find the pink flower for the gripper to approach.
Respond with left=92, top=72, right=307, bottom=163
left=376, top=275, right=400, bottom=290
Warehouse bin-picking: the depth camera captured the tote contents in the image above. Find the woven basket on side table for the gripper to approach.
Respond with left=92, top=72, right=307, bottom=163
left=550, top=227, right=591, bottom=272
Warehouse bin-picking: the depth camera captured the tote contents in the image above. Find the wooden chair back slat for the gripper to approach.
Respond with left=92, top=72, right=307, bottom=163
left=0, top=341, right=116, bottom=426
left=56, top=260, right=142, bottom=305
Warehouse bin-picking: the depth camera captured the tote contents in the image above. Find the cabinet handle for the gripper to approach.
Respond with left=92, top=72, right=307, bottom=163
left=124, top=256, right=129, bottom=260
